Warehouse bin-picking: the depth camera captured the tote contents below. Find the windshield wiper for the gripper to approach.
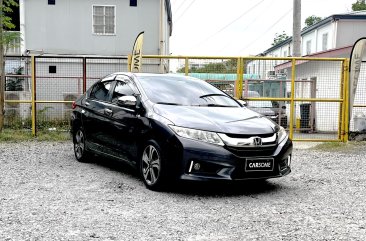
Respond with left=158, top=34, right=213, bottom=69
left=156, top=102, right=182, bottom=106
left=196, top=104, right=236, bottom=107
left=199, top=93, right=229, bottom=98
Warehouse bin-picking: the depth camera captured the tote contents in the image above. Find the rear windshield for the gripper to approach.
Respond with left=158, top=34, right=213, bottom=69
left=138, top=75, right=240, bottom=107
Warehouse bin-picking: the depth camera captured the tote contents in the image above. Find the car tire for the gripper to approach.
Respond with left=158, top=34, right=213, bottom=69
left=140, top=140, right=167, bottom=191
left=73, top=127, right=91, bottom=163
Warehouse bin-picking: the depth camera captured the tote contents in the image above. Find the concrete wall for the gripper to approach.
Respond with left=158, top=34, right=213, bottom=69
left=22, top=0, right=170, bottom=56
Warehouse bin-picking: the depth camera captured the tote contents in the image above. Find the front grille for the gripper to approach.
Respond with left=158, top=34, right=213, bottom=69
left=225, top=145, right=276, bottom=157
left=225, top=133, right=275, bottom=139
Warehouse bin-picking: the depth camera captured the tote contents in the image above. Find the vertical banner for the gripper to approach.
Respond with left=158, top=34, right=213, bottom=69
left=349, top=38, right=366, bottom=119
left=131, top=31, right=144, bottom=73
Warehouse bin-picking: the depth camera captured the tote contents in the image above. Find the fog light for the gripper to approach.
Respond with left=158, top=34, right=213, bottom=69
left=287, top=155, right=292, bottom=167
left=188, top=161, right=201, bottom=173
left=193, top=163, right=201, bottom=171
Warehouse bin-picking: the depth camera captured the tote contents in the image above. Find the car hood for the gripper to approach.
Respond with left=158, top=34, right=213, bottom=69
left=152, top=104, right=277, bottom=135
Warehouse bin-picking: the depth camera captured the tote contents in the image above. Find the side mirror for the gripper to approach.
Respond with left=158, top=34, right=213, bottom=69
left=237, top=99, right=248, bottom=107
left=117, top=96, right=137, bottom=107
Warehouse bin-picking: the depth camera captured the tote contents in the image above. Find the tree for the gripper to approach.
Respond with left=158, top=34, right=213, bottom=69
left=352, top=0, right=366, bottom=11
left=177, top=59, right=239, bottom=73
left=304, top=15, right=322, bottom=29
left=271, top=31, right=290, bottom=46
left=0, top=0, right=21, bottom=132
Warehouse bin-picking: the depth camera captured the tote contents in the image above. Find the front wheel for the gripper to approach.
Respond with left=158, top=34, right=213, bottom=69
left=73, top=127, right=91, bottom=163
left=140, top=140, right=166, bottom=191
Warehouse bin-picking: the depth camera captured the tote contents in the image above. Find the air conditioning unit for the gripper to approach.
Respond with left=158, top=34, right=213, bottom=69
left=63, top=92, right=80, bottom=119
left=267, top=71, right=276, bottom=78
left=4, top=91, right=31, bottom=119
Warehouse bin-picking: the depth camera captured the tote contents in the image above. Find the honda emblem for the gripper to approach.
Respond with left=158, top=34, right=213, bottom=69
left=253, top=137, right=262, bottom=146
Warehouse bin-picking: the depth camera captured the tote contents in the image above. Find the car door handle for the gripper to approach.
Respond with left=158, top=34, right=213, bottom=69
left=104, top=108, right=113, bottom=115
left=85, top=101, right=90, bottom=106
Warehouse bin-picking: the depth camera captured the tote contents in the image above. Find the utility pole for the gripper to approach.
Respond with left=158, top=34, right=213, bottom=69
left=292, top=0, right=301, bottom=57
left=0, top=0, right=4, bottom=132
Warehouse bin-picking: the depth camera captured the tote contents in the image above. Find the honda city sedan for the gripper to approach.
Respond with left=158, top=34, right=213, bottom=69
left=70, top=73, right=292, bottom=191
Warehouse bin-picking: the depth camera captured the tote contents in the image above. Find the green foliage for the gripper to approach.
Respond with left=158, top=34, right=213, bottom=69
left=0, top=0, right=22, bottom=52
left=4, top=106, right=70, bottom=131
left=1, top=0, right=18, bottom=29
left=304, top=15, right=322, bottom=29
left=6, top=66, right=24, bottom=91
left=3, top=31, right=22, bottom=52
left=272, top=31, right=289, bottom=46
left=177, top=59, right=238, bottom=73
left=0, top=129, right=70, bottom=142
left=352, top=0, right=366, bottom=11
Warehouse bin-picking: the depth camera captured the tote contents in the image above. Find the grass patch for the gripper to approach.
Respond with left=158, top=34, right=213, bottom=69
left=0, top=129, right=71, bottom=142
left=312, top=141, right=366, bottom=151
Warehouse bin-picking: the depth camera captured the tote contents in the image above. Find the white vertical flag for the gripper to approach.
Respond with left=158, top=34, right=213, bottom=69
left=131, top=31, right=144, bottom=73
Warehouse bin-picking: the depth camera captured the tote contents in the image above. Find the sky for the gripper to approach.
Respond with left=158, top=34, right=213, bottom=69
left=169, top=0, right=356, bottom=56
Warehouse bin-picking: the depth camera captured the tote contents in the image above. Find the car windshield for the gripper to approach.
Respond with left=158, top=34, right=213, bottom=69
left=137, top=75, right=240, bottom=107
left=248, top=101, right=273, bottom=108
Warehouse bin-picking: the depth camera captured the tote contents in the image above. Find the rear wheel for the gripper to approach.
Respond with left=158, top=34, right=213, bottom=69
left=73, top=127, right=91, bottom=162
left=140, top=140, right=166, bottom=191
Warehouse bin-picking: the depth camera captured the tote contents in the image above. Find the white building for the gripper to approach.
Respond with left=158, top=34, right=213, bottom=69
left=19, top=0, right=172, bottom=56
left=247, top=11, right=366, bottom=78
left=5, top=0, right=173, bottom=122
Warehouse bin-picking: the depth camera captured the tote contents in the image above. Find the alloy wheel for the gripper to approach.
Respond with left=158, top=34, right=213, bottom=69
left=141, top=145, right=161, bottom=186
left=74, top=129, right=85, bottom=160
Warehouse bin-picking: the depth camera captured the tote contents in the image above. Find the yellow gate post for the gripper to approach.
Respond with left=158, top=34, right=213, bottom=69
left=289, top=58, right=296, bottom=140
left=235, top=57, right=243, bottom=99
left=184, top=57, right=189, bottom=76
left=338, top=59, right=345, bottom=141
left=31, top=55, right=36, bottom=136
left=127, top=54, right=132, bottom=72
left=343, top=59, right=350, bottom=142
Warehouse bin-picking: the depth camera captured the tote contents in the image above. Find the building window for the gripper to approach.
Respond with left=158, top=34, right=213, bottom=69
left=93, top=5, right=116, bottom=35
left=49, top=66, right=56, bottom=74
left=48, top=0, right=55, bottom=5
left=306, top=40, right=312, bottom=55
left=322, top=33, right=328, bottom=51
left=130, top=0, right=137, bottom=7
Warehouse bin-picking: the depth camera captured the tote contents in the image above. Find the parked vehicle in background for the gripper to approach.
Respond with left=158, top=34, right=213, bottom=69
left=70, top=73, right=292, bottom=191
left=241, top=91, right=288, bottom=128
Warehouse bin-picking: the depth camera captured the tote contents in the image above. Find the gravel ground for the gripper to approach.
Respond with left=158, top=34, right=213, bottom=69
left=1, top=141, right=366, bottom=241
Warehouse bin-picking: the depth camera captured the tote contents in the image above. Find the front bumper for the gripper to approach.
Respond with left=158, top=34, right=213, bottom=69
left=174, top=136, right=292, bottom=181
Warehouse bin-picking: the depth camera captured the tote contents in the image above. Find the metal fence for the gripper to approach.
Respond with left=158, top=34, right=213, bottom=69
left=349, top=61, right=366, bottom=138
left=142, top=55, right=349, bottom=142
left=3, top=55, right=353, bottom=142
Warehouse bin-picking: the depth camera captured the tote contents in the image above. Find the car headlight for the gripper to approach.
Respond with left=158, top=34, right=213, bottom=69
left=169, top=125, right=224, bottom=146
left=277, top=126, right=288, bottom=143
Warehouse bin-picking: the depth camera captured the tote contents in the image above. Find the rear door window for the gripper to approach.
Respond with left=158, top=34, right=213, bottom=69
left=90, top=81, right=113, bottom=101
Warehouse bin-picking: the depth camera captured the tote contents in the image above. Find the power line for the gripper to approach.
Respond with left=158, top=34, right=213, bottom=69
left=174, top=0, right=196, bottom=23
left=189, top=0, right=266, bottom=51
left=239, top=8, right=293, bottom=54
left=218, top=0, right=275, bottom=54
left=173, top=0, right=187, bottom=15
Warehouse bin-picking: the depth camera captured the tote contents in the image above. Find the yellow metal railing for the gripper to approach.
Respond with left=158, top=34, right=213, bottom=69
left=140, top=55, right=349, bottom=142
left=4, top=55, right=350, bottom=141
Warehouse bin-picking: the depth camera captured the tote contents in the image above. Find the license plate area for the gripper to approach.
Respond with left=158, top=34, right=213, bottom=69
left=245, top=158, right=274, bottom=172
